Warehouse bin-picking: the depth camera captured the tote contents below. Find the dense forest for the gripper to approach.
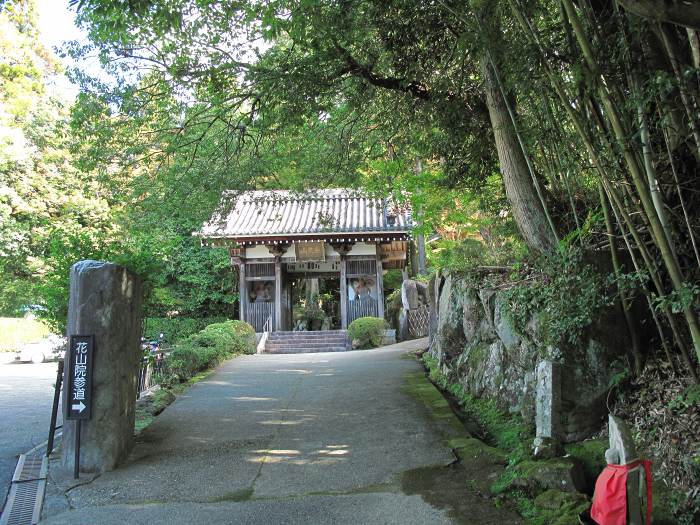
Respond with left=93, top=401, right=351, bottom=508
left=2, top=0, right=700, bottom=520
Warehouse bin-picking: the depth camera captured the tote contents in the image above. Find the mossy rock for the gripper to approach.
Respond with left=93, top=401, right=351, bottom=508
left=534, top=489, right=588, bottom=510
left=564, top=439, right=607, bottom=492
left=529, top=489, right=590, bottom=525
left=508, top=457, right=586, bottom=495
left=448, top=437, right=507, bottom=466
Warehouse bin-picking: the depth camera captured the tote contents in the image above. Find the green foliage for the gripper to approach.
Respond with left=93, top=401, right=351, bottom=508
left=143, top=317, right=227, bottom=344
left=188, top=320, right=256, bottom=356
left=428, top=237, right=529, bottom=277
left=348, top=316, right=388, bottom=349
left=653, top=282, right=700, bottom=315
left=668, top=385, right=700, bottom=412
left=164, top=320, right=255, bottom=382
left=422, top=353, right=529, bottom=459
left=299, top=293, right=325, bottom=322
left=0, top=316, right=51, bottom=352
left=501, top=250, right=616, bottom=348
left=382, top=269, right=403, bottom=296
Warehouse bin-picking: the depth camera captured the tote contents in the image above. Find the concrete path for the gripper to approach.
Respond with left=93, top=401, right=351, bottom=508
left=0, top=361, right=60, bottom=508
left=43, top=339, right=519, bottom=524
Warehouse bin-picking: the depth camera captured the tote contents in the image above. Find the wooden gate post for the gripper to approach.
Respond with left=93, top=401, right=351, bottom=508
left=238, top=258, right=247, bottom=323
left=340, top=255, right=348, bottom=329
left=376, top=253, right=385, bottom=320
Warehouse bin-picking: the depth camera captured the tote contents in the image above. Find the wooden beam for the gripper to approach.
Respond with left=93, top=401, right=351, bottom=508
left=239, top=260, right=247, bottom=323
left=340, top=255, right=348, bottom=329
left=376, top=252, right=385, bottom=320
left=274, top=258, right=283, bottom=331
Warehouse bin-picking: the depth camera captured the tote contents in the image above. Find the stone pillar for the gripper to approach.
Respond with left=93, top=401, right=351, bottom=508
left=533, top=360, right=562, bottom=458
left=606, top=415, right=645, bottom=525
left=62, top=260, right=142, bottom=473
left=340, top=255, right=348, bottom=329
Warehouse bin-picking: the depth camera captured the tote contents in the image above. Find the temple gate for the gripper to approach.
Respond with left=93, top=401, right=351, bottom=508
left=197, top=189, right=411, bottom=332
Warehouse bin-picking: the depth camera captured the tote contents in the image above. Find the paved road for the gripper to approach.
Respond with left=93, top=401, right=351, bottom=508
left=44, top=340, right=518, bottom=524
left=0, top=360, right=60, bottom=507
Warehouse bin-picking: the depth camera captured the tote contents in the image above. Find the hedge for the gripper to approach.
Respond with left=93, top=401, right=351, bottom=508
left=348, top=316, right=388, bottom=349
left=165, top=320, right=256, bottom=382
left=143, top=317, right=227, bottom=344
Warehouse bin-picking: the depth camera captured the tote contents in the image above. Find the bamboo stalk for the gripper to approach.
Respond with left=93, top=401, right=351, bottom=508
left=659, top=23, right=700, bottom=161
left=658, top=105, right=700, bottom=269
left=598, top=182, right=644, bottom=374
left=509, top=0, right=699, bottom=378
left=561, top=0, right=700, bottom=365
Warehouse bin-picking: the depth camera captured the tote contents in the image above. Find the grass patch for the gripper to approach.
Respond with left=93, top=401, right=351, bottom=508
left=0, top=317, right=51, bottom=352
left=422, top=353, right=529, bottom=461
left=134, top=369, right=215, bottom=435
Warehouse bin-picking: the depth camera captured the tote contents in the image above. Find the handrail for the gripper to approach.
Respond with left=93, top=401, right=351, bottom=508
left=257, top=314, right=273, bottom=354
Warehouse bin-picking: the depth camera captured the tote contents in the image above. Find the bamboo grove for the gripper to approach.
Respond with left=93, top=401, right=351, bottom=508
left=491, top=0, right=700, bottom=382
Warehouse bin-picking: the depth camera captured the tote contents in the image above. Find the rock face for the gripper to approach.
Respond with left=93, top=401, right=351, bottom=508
left=428, top=272, right=628, bottom=442
left=62, top=260, right=143, bottom=473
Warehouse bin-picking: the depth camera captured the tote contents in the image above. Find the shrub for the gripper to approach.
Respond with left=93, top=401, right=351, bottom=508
left=348, top=317, right=388, bottom=349
left=167, top=344, right=203, bottom=381
left=143, top=317, right=227, bottom=344
left=163, top=320, right=256, bottom=382
left=188, top=321, right=254, bottom=354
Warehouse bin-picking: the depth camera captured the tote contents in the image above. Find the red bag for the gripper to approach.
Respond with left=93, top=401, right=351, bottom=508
left=590, top=460, right=652, bottom=525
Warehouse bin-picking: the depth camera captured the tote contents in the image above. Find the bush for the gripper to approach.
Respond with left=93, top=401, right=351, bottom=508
left=167, top=344, right=203, bottom=381
left=188, top=320, right=256, bottom=355
left=348, top=317, right=388, bottom=349
left=164, top=320, right=256, bottom=382
left=143, top=317, right=227, bottom=344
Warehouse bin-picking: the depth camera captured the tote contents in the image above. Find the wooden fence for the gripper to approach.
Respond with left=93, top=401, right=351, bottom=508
left=348, top=297, right=378, bottom=324
left=407, top=305, right=429, bottom=338
left=247, top=302, right=274, bottom=332
left=137, top=355, right=164, bottom=398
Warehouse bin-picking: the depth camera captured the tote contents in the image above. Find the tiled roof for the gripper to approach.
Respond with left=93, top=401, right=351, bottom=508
left=199, top=189, right=411, bottom=241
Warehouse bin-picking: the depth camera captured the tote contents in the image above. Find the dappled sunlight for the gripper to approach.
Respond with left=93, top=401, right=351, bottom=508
left=246, top=443, right=352, bottom=466
left=259, top=416, right=316, bottom=426
left=185, top=436, right=215, bottom=445
left=252, top=409, right=305, bottom=414
left=230, top=396, right=277, bottom=401
left=253, top=449, right=301, bottom=455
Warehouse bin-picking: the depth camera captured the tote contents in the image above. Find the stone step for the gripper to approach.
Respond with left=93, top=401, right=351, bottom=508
left=267, top=337, right=348, bottom=344
left=266, top=342, right=348, bottom=350
left=268, top=337, right=348, bottom=343
left=269, top=330, right=347, bottom=337
left=264, top=346, right=348, bottom=354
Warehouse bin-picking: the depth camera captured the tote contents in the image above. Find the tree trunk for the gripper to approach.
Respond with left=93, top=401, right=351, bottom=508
left=481, top=56, right=558, bottom=253
left=618, top=0, right=700, bottom=30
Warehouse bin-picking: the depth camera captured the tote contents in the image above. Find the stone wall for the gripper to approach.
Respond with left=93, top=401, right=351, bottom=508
left=428, top=271, right=629, bottom=442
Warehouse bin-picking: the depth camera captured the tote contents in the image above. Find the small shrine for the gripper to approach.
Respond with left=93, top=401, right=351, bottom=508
left=197, top=189, right=411, bottom=332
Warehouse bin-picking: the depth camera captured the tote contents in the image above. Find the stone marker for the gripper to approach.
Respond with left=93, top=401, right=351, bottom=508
left=62, top=260, right=143, bottom=473
left=533, top=360, right=562, bottom=458
left=606, top=415, right=645, bottom=525
left=401, top=279, right=420, bottom=310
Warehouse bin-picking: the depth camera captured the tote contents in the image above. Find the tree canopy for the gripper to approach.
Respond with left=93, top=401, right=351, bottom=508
left=1, top=0, right=699, bottom=378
